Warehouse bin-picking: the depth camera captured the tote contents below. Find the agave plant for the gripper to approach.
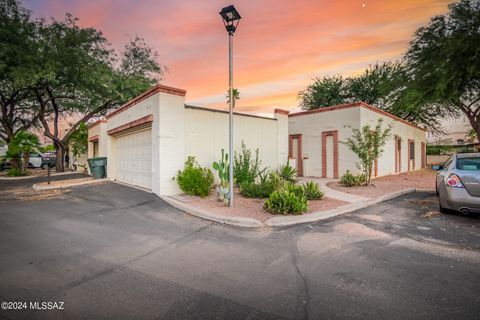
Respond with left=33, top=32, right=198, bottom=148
left=213, top=149, right=230, bottom=204
left=278, top=160, right=297, bottom=183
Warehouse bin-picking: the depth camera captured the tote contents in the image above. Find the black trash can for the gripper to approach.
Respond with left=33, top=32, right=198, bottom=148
left=87, top=157, right=107, bottom=179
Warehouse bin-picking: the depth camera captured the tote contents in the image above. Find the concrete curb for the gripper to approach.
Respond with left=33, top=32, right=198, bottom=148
left=0, top=171, right=83, bottom=181
left=264, top=188, right=420, bottom=227
left=32, top=178, right=109, bottom=191
left=162, top=188, right=435, bottom=229
left=160, top=196, right=265, bottom=228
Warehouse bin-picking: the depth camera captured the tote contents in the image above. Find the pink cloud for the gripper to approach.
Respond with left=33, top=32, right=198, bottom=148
left=25, top=0, right=451, bottom=112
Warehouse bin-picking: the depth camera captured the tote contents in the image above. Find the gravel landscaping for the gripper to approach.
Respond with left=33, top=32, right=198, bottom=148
left=187, top=188, right=348, bottom=223
left=327, top=169, right=436, bottom=198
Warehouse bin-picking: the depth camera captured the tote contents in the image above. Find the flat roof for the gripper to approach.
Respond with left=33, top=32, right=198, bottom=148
left=289, top=102, right=426, bottom=131
left=185, top=105, right=277, bottom=121
left=106, top=84, right=187, bottom=119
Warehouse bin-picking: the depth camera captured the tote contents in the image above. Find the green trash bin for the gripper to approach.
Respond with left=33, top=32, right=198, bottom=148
left=87, top=157, right=107, bottom=179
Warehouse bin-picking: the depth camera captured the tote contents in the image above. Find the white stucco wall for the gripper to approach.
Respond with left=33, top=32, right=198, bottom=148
left=289, top=107, right=361, bottom=177
left=104, top=93, right=160, bottom=192
left=288, top=105, right=427, bottom=178
left=87, top=121, right=107, bottom=158
left=184, top=107, right=285, bottom=175
left=360, top=107, right=426, bottom=176
left=87, top=86, right=288, bottom=197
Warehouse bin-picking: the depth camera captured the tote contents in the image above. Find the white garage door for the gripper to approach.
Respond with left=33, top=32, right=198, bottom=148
left=114, top=128, right=152, bottom=190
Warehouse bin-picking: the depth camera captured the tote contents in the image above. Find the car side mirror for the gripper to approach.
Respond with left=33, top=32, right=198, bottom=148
left=432, top=165, right=442, bottom=171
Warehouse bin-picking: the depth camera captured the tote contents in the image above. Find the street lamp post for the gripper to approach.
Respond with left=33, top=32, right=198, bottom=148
left=219, top=5, right=241, bottom=207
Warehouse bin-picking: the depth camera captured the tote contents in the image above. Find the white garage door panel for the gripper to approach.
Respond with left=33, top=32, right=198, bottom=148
left=115, top=128, right=152, bottom=189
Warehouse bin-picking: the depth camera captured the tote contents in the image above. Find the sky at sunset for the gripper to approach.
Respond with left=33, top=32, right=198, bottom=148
left=25, top=0, right=451, bottom=116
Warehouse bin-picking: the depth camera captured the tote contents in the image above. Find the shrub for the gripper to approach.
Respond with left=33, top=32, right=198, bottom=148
left=340, top=170, right=366, bottom=187
left=341, top=119, right=391, bottom=185
left=278, top=161, right=297, bottom=182
left=302, top=181, right=324, bottom=200
left=264, top=189, right=308, bottom=215
left=234, top=142, right=265, bottom=186
left=7, top=167, right=26, bottom=177
left=240, top=171, right=282, bottom=198
left=176, top=157, right=214, bottom=197
left=283, top=181, right=305, bottom=197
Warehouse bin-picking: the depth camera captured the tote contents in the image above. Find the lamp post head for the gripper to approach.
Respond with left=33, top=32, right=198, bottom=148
left=219, top=5, right=241, bottom=35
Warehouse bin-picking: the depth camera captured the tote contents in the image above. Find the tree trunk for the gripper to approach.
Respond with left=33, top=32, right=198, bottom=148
left=54, top=141, right=66, bottom=172
left=464, top=109, right=480, bottom=143
left=22, top=153, right=30, bottom=175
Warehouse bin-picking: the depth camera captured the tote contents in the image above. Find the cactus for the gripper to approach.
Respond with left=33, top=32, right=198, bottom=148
left=213, top=149, right=230, bottom=204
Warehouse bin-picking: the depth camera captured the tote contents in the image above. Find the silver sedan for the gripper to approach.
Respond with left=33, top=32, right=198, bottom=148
left=434, top=153, right=480, bottom=214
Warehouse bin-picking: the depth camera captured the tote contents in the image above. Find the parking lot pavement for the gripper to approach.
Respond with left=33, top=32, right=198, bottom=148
left=0, top=182, right=479, bottom=319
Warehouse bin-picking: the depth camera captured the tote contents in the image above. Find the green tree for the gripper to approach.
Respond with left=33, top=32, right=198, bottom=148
left=404, top=0, right=480, bottom=138
left=69, top=122, right=88, bottom=156
left=342, top=119, right=391, bottom=185
left=6, top=130, right=40, bottom=175
left=32, top=16, right=165, bottom=172
left=346, top=62, right=405, bottom=106
left=0, top=0, right=41, bottom=144
left=298, top=76, right=346, bottom=109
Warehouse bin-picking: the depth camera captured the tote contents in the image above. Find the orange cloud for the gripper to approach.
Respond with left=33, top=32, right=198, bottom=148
left=27, top=0, right=451, bottom=114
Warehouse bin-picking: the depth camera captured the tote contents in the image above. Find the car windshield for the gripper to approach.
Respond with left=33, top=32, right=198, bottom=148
left=456, top=157, right=480, bottom=171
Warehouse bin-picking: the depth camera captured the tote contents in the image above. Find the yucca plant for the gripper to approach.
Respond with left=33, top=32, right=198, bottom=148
left=278, top=160, right=297, bottom=183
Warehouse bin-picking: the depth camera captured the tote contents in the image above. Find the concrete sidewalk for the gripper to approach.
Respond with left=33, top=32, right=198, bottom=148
left=298, top=177, right=371, bottom=203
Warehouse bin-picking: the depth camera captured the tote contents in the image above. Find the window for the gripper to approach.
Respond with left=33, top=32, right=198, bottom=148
left=409, top=141, right=415, bottom=160
left=456, top=157, right=480, bottom=171
left=457, top=139, right=465, bottom=145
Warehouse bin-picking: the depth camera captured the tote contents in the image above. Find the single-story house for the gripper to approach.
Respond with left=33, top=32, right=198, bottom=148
left=87, top=84, right=289, bottom=196
left=288, top=102, right=427, bottom=179
left=88, top=85, right=427, bottom=196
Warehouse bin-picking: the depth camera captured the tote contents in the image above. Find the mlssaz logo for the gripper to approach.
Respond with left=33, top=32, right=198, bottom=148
left=30, top=301, right=64, bottom=310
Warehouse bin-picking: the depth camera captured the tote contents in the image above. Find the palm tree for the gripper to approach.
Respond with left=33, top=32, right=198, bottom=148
left=7, top=130, right=40, bottom=175
left=226, top=88, right=240, bottom=109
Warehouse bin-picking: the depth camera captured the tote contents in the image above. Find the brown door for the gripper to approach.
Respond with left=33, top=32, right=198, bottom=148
left=322, top=131, right=339, bottom=178
left=395, top=137, right=402, bottom=173
left=289, top=134, right=303, bottom=176
left=408, top=139, right=415, bottom=171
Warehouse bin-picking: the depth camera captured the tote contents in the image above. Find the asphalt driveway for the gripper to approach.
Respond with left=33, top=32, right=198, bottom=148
left=0, top=180, right=479, bottom=319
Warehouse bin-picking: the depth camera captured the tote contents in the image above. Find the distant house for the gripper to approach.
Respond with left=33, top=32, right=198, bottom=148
left=288, top=102, right=427, bottom=178
left=427, top=115, right=476, bottom=146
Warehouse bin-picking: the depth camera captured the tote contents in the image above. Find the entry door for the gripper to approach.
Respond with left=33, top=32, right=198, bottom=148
left=322, top=131, right=338, bottom=178
left=289, top=134, right=303, bottom=176
left=408, top=140, right=415, bottom=171
left=325, top=135, right=334, bottom=178
left=114, top=128, right=152, bottom=190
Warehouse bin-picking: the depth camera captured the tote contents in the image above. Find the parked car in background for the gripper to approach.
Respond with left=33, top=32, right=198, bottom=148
left=433, top=153, right=480, bottom=214
left=0, top=152, right=56, bottom=171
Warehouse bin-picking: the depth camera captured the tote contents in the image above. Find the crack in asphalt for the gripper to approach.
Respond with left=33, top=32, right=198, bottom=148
left=290, top=236, right=310, bottom=320
left=23, top=224, right=212, bottom=320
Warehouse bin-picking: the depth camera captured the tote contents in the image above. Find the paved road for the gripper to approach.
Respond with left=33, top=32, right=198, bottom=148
left=0, top=180, right=479, bottom=319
